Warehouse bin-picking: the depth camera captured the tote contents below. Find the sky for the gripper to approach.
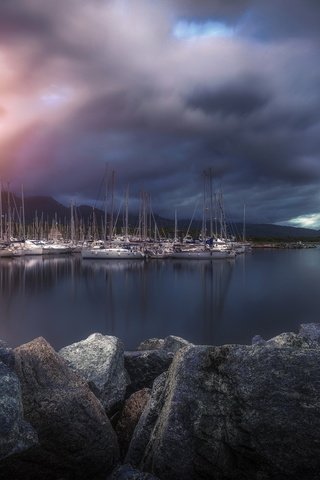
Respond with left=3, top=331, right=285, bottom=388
left=0, top=0, right=320, bottom=227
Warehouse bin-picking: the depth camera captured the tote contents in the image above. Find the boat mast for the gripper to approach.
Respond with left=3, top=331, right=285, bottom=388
left=202, top=171, right=206, bottom=244
left=40, top=212, right=44, bottom=240
left=219, top=191, right=227, bottom=240
left=0, top=180, right=2, bottom=241
left=70, top=201, right=75, bottom=243
left=209, top=168, right=214, bottom=238
left=140, top=191, right=148, bottom=242
left=242, top=203, right=246, bottom=243
left=104, top=164, right=108, bottom=242
left=144, top=192, right=147, bottom=242
left=125, top=185, right=129, bottom=241
left=7, top=182, right=11, bottom=241
left=21, top=184, right=25, bottom=240
left=109, top=169, right=115, bottom=240
left=174, top=208, right=178, bottom=243
left=149, top=194, right=152, bottom=241
left=214, top=191, right=218, bottom=238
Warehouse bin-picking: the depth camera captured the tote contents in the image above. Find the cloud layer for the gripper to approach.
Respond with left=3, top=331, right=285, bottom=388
left=0, top=0, right=320, bottom=225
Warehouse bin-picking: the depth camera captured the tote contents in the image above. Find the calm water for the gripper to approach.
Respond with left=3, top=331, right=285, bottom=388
left=0, top=249, right=320, bottom=350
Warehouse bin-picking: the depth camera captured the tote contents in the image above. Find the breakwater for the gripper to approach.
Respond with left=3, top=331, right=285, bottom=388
left=1, top=325, right=320, bottom=479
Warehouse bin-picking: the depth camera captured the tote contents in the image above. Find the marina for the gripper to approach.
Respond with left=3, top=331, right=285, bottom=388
left=1, top=2, right=320, bottom=477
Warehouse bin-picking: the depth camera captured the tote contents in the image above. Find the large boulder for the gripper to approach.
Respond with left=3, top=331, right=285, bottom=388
left=1, top=337, right=119, bottom=479
left=127, top=337, right=192, bottom=394
left=59, top=333, right=129, bottom=415
left=137, top=335, right=192, bottom=353
left=137, top=338, right=165, bottom=351
left=0, top=359, right=38, bottom=461
left=116, top=388, right=151, bottom=459
left=126, top=373, right=167, bottom=468
left=252, top=324, right=320, bottom=349
left=162, top=335, right=193, bottom=353
left=299, top=323, right=320, bottom=343
left=107, top=464, right=160, bottom=479
left=127, top=335, right=320, bottom=479
left=0, top=340, right=14, bottom=369
left=124, top=350, right=173, bottom=394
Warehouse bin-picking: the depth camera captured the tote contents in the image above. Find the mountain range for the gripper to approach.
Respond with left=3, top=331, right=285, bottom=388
left=1, top=193, right=319, bottom=241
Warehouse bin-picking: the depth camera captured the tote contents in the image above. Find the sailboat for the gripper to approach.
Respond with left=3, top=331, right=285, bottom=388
left=81, top=244, right=145, bottom=259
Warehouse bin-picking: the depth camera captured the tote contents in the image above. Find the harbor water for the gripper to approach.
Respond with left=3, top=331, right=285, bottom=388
left=0, top=248, right=319, bottom=350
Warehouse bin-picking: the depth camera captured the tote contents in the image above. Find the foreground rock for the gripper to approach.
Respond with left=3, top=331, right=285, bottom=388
left=127, top=329, right=320, bottom=479
left=0, top=340, right=15, bottom=369
left=108, top=464, right=160, bottom=479
left=126, top=373, right=167, bottom=468
left=59, top=333, right=129, bottom=415
left=137, top=335, right=192, bottom=353
left=299, top=322, right=320, bottom=342
left=0, top=359, right=38, bottom=461
left=252, top=323, right=320, bottom=349
left=2, top=325, right=320, bottom=479
left=137, top=338, right=165, bottom=351
left=124, top=350, right=173, bottom=394
left=0, top=337, right=119, bottom=479
left=125, top=335, right=192, bottom=395
left=116, top=388, right=151, bottom=459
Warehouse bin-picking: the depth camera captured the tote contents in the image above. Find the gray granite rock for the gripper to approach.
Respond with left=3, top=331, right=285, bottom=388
left=137, top=335, right=192, bottom=353
left=267, top=331, right=308, bottom=347
left=108, top=464, right=160, bottom=479
left=0, top=340, right=14, bottom=369
left=124, top=350, right=173, bottom=394
left=116, top=388, right=151, bottom=459
left=162, top=335, right=192, bottom=352
left=0, top=360, right=38, bottom=461
left=266, top=330, right=320, bottom=348
left=1, top=337, right=119, bottom=479
left=59, top=333, right=129, bottom=414
left=299, top=323, right=320, bottom=342
left=126, top=373, right=167, bottom=468
left=252, top=325, right=320, bottom=349
left=128, top=340, right=320, bottom=480
left=138, top=338, right=165, bottom=351
left=251, top=334, right=266, bottom=345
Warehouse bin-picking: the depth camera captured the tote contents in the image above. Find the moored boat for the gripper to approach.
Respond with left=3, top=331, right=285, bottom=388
left=170, top=245, right=236, bottom=259
left=81, top=246, right=145, bottom=259
left=0, top=246, right=14, bottom=258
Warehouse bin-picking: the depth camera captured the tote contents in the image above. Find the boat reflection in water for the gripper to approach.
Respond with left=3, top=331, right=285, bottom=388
left=0, top=255, right=235, bottom=350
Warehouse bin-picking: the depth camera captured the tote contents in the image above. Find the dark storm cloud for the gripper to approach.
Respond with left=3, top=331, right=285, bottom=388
left=238, top=0, right=320, bottom=40
left=69, top=87, right=159, bottom=132
left=1, top=0, right=320, bottom=226
left=169, top=0, right=320, bottom=39
left=166, top=0, right=251, bottom=21
left=186, top=78, right=271, bottom=117
left=0, top=1, right=53, bottom=38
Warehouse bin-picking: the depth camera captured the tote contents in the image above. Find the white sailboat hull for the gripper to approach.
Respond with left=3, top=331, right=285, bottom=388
left=81, top=248, right=145, bottom=259
left=170, top=249, right=236, bottom=259
left=170, top=250, right=212, bottom=259
left=0, top=248, right=14, bottom=258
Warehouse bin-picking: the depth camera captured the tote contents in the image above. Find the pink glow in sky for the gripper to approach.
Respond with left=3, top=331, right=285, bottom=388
left=1, top=0, right=320, bottom=225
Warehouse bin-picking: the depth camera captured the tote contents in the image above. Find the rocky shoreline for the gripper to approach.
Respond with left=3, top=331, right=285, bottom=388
left=1, top=325, right=320, bottom=479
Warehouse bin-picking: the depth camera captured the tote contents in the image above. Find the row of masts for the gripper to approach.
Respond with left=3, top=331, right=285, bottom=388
left=0, top=192, right=166, bottom=244
left=0, top=183, right=26, bottom=241
left=0, top=169, right=246, bottom=244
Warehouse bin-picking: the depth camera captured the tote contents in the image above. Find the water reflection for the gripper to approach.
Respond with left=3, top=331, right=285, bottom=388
left=202, top=260, right=235, bottom=340
left=0, top=256, right=235, bottom=350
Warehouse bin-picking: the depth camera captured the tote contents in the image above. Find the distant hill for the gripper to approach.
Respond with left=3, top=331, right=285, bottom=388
left=23, top=196, right=69, bottom=222
left=169, top=220, right=320, bottom=241
left=242, top=223, right=320, bottom=240
left=1, top=193, right=319, bottom=240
